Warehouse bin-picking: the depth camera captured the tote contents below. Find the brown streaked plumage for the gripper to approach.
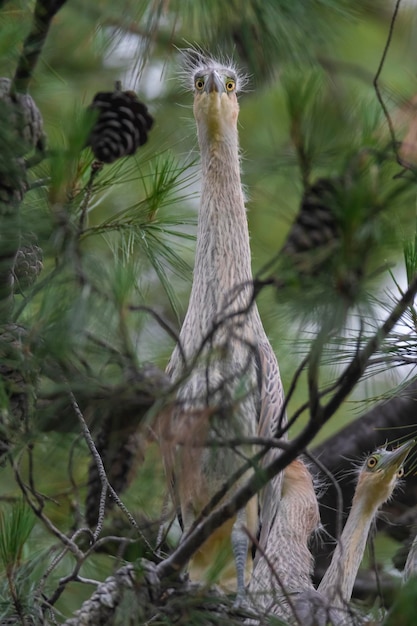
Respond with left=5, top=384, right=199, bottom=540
left=318, top=440, right=415, bottom=614
left=249, top=442, right=414, bottom=626
left=162, top=52, right=286, bottom=601
left=248, top=459, right=320, bottom=620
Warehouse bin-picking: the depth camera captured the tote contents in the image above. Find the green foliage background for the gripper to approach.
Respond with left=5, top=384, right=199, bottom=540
left=1, top=0, right=417, bottom=623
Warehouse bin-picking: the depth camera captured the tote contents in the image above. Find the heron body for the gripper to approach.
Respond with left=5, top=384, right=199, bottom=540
left=248, top=459, right=320, bottom=620
left=318, top=440, right=415, bottom=613
left=248, top=442, right=413, bottom=625
left=164, top=54, right=285, bottom=597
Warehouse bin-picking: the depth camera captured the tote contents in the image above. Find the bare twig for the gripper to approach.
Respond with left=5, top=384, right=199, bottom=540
left=12, top=0, right=68, bottom=94
left=46, top=559, right=88, bottom=607
left=12, top=459, right=85, bottom=560
left=303, top=450, right=344, bottom=542
left=290, top=112, right=311, bottom=189
left=373, top=0, right=404, bottom=165
left=307, top=333, right=325, bottom=423
left=323, top=272, right=417, bottom=421
left=277, top=354, right=309, bottom=434
left=38, top=528, right=93, bottom=604
left=68, top=391, right=108, bottom=539
left=68, top=434, right=83, bottom=529
left=67, top=388, right=155, bottom=554
left=128, top=304, right=185, bottom=366
left=246, top=527, right=301, bottom=621
left=78, top=162, right=103, bottom=234
left=38, top=532, right=137, bottom=609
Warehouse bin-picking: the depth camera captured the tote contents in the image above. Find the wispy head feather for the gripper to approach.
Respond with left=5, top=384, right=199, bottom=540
left=177, top=45, right=249, bottom=93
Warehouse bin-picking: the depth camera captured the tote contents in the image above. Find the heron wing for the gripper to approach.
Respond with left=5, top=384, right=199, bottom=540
left=255, top=339, right=287, bottom=561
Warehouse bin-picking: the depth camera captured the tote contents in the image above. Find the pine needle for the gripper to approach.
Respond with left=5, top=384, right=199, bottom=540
left=0, top=501, right=35, bottom=571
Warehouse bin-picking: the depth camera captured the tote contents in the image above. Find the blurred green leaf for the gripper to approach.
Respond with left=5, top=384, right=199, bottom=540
left=0, top=501, right=35, bottom=571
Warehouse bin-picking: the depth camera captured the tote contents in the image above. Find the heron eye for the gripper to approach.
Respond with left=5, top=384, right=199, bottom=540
left=398, top=467, right=404, bottom=478
left=367, top=456, right=378, bottom=469
left=195, top=78, right=205, bottom=91
left=225, top=80, right=235, bottom=92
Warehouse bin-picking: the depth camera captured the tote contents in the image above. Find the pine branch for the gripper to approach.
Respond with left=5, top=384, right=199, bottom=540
left=62, top=563, right=139, bottom=626
left=373, top=0, right=415, bottom=173
left=12, top=0, right=68, bottom=94
left=68, top=388, right=154, bottom=550
left=312, top=379, right=417, bottom=470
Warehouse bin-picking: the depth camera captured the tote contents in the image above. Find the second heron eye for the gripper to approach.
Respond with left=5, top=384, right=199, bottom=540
left=367, top=456, right=378, bottom=469
left=398, top=467, right=404, bottom=477
left=195, top=78, right=205, bottom=91
left=225, top=79, right=235, bottom=92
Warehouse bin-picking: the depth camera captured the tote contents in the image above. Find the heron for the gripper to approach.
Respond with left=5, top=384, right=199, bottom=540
left=249, top=441, right=414, bottom=625
left=248, top=458, right=320, bottom=621
left=317, top=440, right=415, bottom=617
left=162, top=52, right=286, bottom=601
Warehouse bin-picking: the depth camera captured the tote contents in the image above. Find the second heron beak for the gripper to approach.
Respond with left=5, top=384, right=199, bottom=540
left=381, top=439, right=415, bottom=472
left=204, top=72, right=225, bottom=94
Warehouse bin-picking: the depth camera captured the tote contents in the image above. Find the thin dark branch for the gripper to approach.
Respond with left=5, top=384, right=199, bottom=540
left=304, top=449, right=344, bottom=542
left=186, top=449, right=267, bottom=535
left=313, top=378, right=417, bottom=470
left=323, top=272, right=417, bottom=420
left=12, top=459, right=85, bottom=560
left=68, top=435, right=83, bottom=529
left=78, top=162, right=103, bottom=234
left=128, top=304, right=185, bottom=365
left=290, top=113, right=311, bottom=189
left=277, top=354, right=309, bottom=434
left=68, top=390, right=108, bottom=540
left=307, top=334, right=324, bottom=423
left=67, top=389, right=156, bottom=554
left=373, top=0, right=403, bottom=164
left=245, top=527, right=299, bottom=619
left=46, top=558, right=86, bottom=607
left=12, top=0, right=68, bottom=93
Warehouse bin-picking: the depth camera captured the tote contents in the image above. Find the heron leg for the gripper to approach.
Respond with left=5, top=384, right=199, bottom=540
left=231, top=507, right=249, bottom=606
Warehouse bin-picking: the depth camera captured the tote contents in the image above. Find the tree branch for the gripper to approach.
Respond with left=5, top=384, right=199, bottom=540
left=12, top=0, right=68, bottom=94
left=62, top=563, right=138, bottom=626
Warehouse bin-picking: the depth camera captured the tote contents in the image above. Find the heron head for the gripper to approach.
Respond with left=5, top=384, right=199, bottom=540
left=355, top=440, right=415, bottom=511
left=187, top=56, right=244, bottom=145
left=194, top=69, right=237, bottom=96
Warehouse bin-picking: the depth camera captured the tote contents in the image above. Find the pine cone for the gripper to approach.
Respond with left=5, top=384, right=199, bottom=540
left=87, top=84, right=154, bottom=164
left=0, top=324, right=31, bottom=460
left=0, top=157, right=27, bottom=214
left=277, top=178, right=341, bottom=282
left=12, top=242, right=43, bottom=291
left=85, top=364, right=169, bottom=528
left=268, top=175, right=379, bottom=311
left=0, top=78, right=44, bottom=152
left=85, top=422, right=145, bottom=528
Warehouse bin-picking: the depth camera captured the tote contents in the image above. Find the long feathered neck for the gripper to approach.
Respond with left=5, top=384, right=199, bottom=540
left=189, top=120, right=253, bottom=319
left=267, top=460, right=318, bottom=591
left=249, top=460, right=319, bottom=618
left=318, top=489, right=377, bottom=606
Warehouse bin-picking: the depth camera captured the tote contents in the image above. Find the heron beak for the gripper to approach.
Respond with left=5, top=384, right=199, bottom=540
left=204, top=72, right=225, bottom=94
left=381, top=439, right=415, bottom=472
